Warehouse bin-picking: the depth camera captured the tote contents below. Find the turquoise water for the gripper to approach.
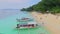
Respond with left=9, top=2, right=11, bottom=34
left=0, top=10, right=50, bottom=34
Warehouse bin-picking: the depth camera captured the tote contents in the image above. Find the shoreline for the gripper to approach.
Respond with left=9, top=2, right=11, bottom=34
left=30, top=12, right=60, bottom=34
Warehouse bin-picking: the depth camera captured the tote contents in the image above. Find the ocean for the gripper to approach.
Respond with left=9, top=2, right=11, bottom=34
left=0, top=9, right=50, bottom=34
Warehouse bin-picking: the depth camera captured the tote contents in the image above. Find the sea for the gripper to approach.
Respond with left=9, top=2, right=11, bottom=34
left=0, top=9, right=50, bottom=34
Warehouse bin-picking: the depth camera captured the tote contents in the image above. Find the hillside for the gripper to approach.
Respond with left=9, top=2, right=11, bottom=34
left=21, top=0, right=60, bottom=14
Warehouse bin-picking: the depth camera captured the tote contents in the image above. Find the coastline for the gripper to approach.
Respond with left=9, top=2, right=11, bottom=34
left=30, top=12, right=60, bottom=34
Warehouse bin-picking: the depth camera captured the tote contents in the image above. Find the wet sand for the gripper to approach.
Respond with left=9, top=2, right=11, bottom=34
left=30, top=12, right=60, bottom=34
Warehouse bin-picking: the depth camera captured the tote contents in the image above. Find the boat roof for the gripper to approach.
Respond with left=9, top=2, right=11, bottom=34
left=19, top=21, right=37, bottom=25
left=28, top=22, right=37, bottom=24
left=16, top=18, right=34, bottom=22
left=16, top=18, right=37, bottom=25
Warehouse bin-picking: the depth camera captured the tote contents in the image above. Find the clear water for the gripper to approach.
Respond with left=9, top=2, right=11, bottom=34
left=0, top=9, right=50, bottom=34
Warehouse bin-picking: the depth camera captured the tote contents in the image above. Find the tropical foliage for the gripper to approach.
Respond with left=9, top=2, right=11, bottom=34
left=21, top=0, right=60, bottom=14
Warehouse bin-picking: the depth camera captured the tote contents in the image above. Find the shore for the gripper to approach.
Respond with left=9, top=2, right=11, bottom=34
left=30, top=12, right=60, bottom=34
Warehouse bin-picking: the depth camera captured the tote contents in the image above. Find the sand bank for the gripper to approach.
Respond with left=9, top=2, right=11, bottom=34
left=30, top=12, right=60, bottom=34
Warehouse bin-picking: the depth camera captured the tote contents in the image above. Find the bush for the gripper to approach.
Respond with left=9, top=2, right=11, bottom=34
left=50, top=6, right=60, bottom=14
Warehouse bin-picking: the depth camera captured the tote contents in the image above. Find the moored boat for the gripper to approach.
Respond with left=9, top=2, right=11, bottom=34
left=16, top=18, right=39, bottom=29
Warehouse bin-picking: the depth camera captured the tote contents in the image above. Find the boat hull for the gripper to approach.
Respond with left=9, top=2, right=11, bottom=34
left=17, top=26, right=39, bottom=29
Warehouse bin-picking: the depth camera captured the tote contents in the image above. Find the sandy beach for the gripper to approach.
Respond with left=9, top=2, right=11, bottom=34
left=30, top=12, right=60, bottom=34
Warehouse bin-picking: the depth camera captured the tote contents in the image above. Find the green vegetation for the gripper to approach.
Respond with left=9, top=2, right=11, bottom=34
left=21, top=0, right=60, bottom=14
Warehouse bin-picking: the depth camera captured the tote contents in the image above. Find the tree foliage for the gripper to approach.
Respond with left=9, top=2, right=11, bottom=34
left=21, top=0, right=60, bottom=14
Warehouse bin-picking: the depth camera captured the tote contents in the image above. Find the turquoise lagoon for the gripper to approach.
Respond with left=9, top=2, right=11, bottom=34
left=0, top=10, right=50, bottom=34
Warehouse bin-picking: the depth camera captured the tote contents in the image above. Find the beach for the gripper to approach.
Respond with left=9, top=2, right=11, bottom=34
left=30, top=12, right=60, bottom=34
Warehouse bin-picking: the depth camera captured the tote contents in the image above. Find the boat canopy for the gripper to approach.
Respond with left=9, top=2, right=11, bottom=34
left=16, top=18, right=34, bottom=22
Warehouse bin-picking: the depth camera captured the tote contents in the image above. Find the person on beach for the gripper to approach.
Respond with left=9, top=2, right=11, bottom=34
left=40, top=17, right=42, bottom=20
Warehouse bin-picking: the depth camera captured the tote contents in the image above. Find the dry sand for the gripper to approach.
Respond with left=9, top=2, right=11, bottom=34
left=30, top=12, right=60, bottom=34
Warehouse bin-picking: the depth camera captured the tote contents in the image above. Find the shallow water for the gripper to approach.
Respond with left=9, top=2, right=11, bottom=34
left=0, top=9, right=50, bottom=34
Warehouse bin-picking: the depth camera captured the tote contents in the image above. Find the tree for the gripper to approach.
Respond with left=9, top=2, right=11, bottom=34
left=21, top=0, right=60, bottom=14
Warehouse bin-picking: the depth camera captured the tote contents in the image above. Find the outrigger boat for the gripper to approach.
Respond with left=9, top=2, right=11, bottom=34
left=16, top=18, right=39, bottom=29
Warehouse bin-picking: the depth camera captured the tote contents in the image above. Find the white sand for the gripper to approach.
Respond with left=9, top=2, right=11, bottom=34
left=30, top=12, right=60, bottom=34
